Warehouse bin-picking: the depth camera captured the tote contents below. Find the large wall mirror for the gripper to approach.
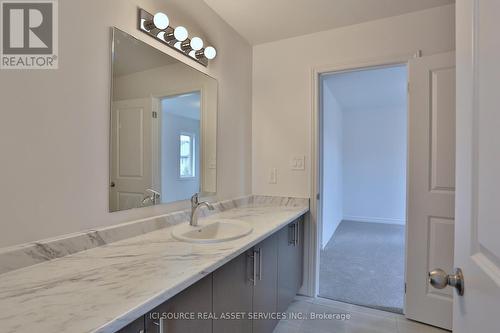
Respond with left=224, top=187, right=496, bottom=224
left=109, top=28, right=217, bottom=212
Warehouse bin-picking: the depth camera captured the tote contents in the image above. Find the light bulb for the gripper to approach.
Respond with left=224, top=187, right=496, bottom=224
left=174, top=41, right=182, bottom=50
left=204, top=46, right=217, bottom=60
left=189, top=50, right=196, bottom=58
left=153, top=12, right=169, bottom=30
left=157, top=31, right=165, bottom=40
left=190, top=37, right=203, bottom=51
left=174, top=26, right=188, bottom=41
left=140, top=19, right=149, bottom=31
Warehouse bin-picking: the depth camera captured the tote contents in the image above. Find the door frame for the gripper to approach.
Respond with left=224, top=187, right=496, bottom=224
left=307, top=51, right=421, bottom=302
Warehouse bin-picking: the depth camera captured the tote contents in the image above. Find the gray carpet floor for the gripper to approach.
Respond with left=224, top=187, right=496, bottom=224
left=319, top=220, right=405, bottom=314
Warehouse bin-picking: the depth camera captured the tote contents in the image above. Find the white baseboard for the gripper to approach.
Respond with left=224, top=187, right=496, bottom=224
left=343, top=215, right=406, bottom=225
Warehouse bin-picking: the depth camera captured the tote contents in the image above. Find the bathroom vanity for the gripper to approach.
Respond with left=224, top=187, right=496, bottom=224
left=117, top=217, right=304, bottom=333
left=0, top=196, right=308, bottom=333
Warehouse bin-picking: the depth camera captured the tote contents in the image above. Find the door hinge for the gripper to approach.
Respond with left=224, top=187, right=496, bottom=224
left=152, top=111, right=158, bottom=118
left=316, top=193, right=320, bottom=200
left=405, top=283, right=407, bottom=294
left=407, top=82, right=410, bottom=93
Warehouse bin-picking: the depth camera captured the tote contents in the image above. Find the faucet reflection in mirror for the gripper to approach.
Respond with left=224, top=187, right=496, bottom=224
left=139, top=9, right=217, bottom=67
left=141, top=189, right=161, bottom=207
left=109, top=28, right=217, bottom=212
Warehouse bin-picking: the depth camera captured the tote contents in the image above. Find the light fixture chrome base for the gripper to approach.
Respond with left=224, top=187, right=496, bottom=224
left=138, top=8, right=208, bottom=67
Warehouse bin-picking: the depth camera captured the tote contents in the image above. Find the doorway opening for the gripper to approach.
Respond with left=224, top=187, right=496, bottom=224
left=159, top=91, right=201, bottom=204
left=318, top=64, right=408, bottom=314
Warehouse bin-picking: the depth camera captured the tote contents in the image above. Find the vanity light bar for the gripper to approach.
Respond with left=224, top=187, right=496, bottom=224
left=138, top=8, right=217, bottom=67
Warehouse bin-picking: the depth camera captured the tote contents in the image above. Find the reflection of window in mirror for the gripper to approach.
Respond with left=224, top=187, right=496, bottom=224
left=179, top=133, right=195, bottom=179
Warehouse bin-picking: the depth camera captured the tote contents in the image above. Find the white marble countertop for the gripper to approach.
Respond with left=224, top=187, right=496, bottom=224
left=0, top=203, right=308, bottom=333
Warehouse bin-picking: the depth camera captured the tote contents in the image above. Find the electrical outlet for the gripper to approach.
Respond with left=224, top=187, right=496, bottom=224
left=291, top=155, right=305, bottom=170
left=269, top=168, right=277, bottom=184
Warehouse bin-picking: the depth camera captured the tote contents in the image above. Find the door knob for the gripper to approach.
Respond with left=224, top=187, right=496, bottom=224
left=428, top=267, right=465, bottom=296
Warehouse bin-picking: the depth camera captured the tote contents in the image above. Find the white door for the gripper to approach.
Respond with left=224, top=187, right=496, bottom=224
left=405, top=52, right=456, bottom=330
left=110, top=98, right=153, bottom=211
left=453, top=1, right=500, bottom=332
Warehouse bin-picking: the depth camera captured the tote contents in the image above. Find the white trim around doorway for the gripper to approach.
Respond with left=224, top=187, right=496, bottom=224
left=306, top=51, right=421, bottom=301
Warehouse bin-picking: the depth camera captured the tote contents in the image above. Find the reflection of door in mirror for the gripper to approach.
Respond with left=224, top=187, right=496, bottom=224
left=110, top=98, right=153, bottom=211
left=158, top=92, right=201, bottom=204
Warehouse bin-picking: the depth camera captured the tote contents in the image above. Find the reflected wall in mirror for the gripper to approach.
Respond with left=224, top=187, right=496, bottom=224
left=110, top=28, right=217, bottom=212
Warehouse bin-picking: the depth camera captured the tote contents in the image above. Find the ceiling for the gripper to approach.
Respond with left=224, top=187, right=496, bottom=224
left=113, top=29, right=177, bottom=77
left=162, top=92, right=201, bottom=120
left=323, top=65, right=407, bottom=111
left=203, top=0, right=453, bottom=45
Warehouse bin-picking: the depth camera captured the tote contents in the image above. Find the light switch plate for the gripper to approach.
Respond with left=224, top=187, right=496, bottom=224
left=208, top=158, right=216, bottom=169
left=269, top=168, right=277, bottom=184
left=291, top=155, right=305, bottom=170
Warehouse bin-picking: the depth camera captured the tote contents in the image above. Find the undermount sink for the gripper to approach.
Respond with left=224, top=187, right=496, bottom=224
left=172, top=219, right=253, bottom=243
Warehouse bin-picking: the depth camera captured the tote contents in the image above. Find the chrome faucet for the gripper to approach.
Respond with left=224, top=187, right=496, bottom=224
left=141, top=189, right=160, bottom=206
left=190, top=193, right=214, bottom=226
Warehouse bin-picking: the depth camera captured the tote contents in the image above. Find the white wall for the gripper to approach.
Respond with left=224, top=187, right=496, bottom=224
left=321, top=83, right=343, bottom=247
left=342, top=107, right=407, bottom=224
left=0, top=0, right=252, bottom=248
left=252, top=4, right=455, bottom=197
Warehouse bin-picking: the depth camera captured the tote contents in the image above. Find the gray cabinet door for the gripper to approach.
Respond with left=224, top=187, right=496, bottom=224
left=145, top=275, right=212, bottom=333
left=117, top=317, right=145, bottom=333
left=277, top=221, right=298, bottom=313
left=213, top=252, right=253, bottom=333
left=297, top=217, right=304, bottom=290
left=252, top=233, right=279, bottom=333
left=277, top=218, right=304, bottom=313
